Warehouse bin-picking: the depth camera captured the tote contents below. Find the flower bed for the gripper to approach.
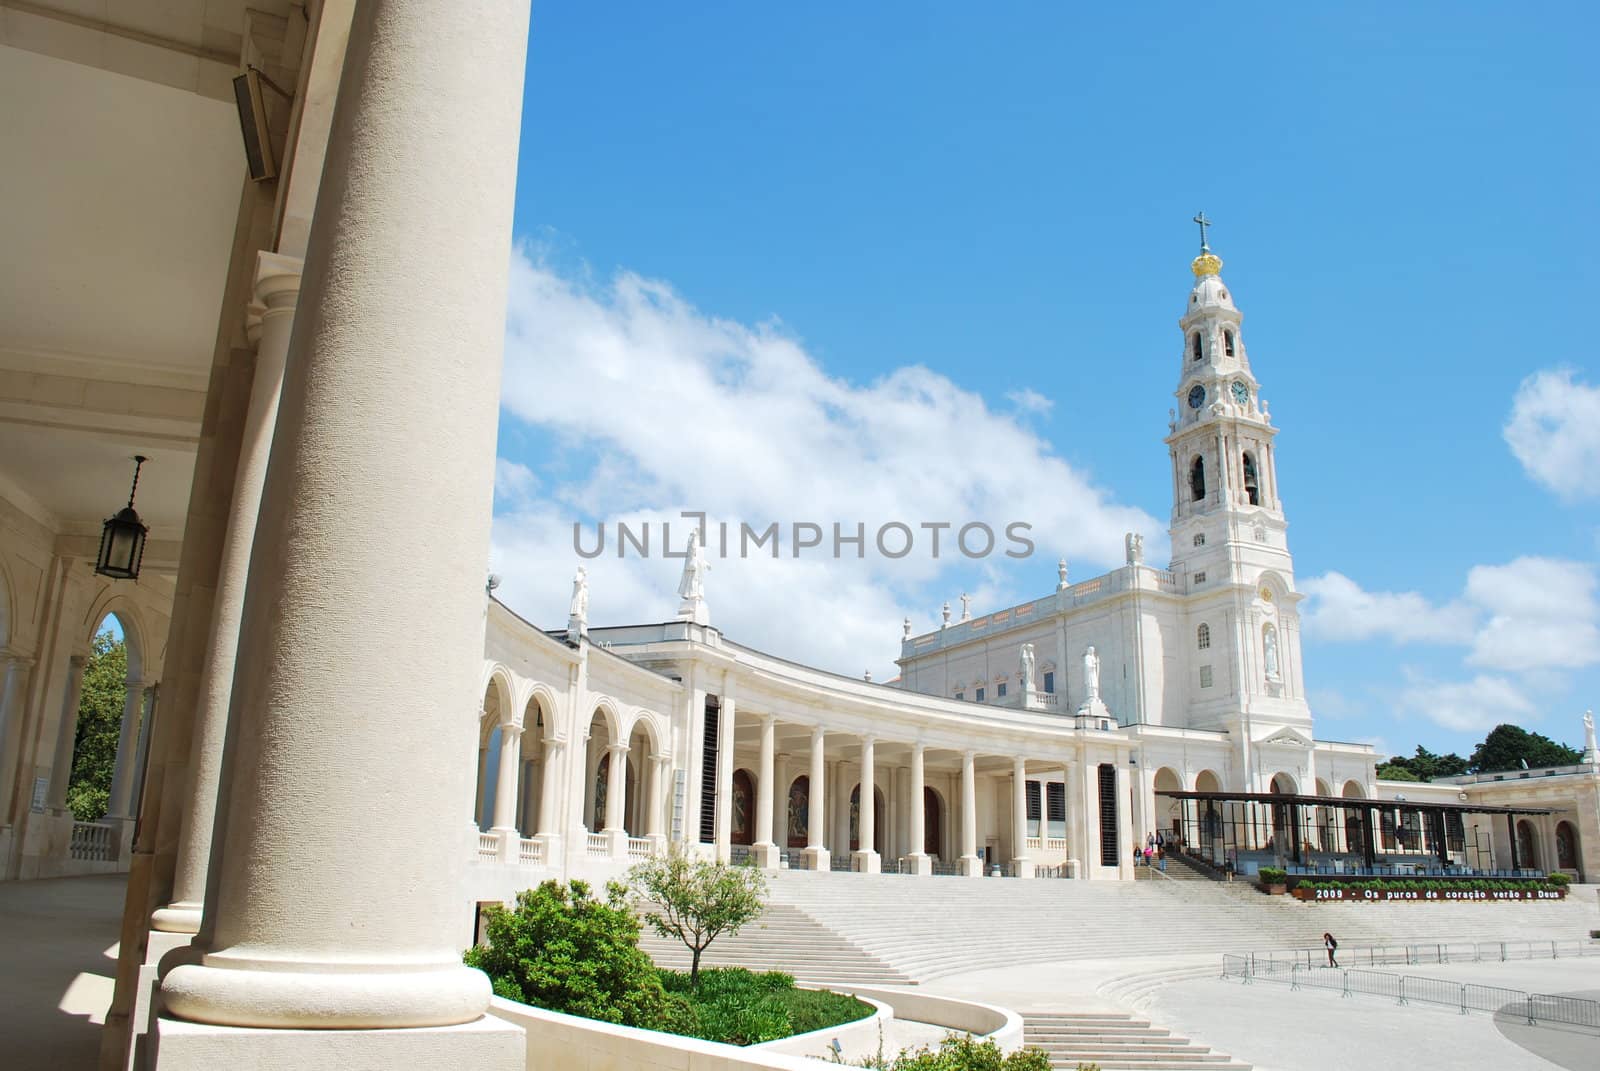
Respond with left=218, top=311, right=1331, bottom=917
left=1288, top=876, right=1568, bottom=902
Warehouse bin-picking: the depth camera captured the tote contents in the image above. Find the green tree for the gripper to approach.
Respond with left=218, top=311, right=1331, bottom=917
left=1469, top=724, right=1583, bottom=774
left=463, top=879, right=678, bottom=1027
left=630, top=845, right=768, bottom=985
left=1377, top=745, right=1468, bottom=782
left=67, top=628, right=127, bottom=821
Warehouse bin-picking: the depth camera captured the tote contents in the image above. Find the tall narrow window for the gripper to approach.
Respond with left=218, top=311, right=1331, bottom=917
left=1191, top=333, right=1203, bottom=361
left=1042, top=670, right=1055, bottom=694
left=1242, top=452, right=1260, bottom=505
left=1190, top=456, right=1206, bottom=501
left=1224, top=329, right=1235, bottom=356
left=996, top=682, right=1008, bottom=699
left=1197, top=623, right=1211, bottom=650
left=1097, top=764, right=1119, bottom=866
left=699, top=696, right=720, bottom=843
left=975, top=686, right=986, bottom=703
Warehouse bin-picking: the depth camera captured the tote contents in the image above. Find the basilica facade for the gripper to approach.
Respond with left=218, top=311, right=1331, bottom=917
left=462, top=245, right=1486, bottom=896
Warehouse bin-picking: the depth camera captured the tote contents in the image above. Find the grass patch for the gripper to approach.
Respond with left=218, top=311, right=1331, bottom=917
left=658, top=967, right=873, bottom=1046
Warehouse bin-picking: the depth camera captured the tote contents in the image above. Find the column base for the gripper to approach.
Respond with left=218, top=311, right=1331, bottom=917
left=605, top=828, right=629, bottom=859
left=150, top=1011, right=524, bottom=1071
left=1066, top=858, right=1081, bottom=879
left=1011, top=857, right=1034, bottom=878
left=152, top=901, right=204, bottom=934
left=751, top=842, right=782, bottom=869
left=160, top=958, right=492, bottom=1029
left=901, top=852, right=932, bottom=876
left=851, top=850, right=880, bottom=874
left=802, top=847, right=830, bottom=871
left=492, top=827, right=520, bottom=864
left=958, top=855, right=983, bottom=877
left=533, top=832, right=562, bottom=866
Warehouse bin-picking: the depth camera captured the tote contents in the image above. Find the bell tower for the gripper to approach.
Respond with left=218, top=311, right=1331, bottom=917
left=1162, top=216, right=1313, bottom=765
left=1164, top=215, right=1285, bottom=576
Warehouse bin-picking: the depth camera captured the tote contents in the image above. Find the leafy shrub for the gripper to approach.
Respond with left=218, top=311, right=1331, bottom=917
left=1547, top=872, right=1571, bottom=887
left=464, top=879, right=675, bottom=1027
left=1257, top=867, right=1287, bottom=885
left=862, top=1034, right=1052, bottom=1071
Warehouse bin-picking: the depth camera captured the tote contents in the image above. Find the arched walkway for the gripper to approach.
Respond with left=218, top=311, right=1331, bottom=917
left=1152, top=767, right=1182, bottom=844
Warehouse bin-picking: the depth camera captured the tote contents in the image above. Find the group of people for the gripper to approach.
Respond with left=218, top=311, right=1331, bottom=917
left=1134, top=830, right=1173, bottom=871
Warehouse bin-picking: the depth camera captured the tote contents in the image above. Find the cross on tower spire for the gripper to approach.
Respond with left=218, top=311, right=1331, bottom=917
left=1193, top=211, right=1213, bottom=253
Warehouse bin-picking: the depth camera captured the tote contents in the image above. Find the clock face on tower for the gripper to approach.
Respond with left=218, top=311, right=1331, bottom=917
left=1187, top=384, right=1206, bottom=410
left=1231, top=381, right=1249, bottom=406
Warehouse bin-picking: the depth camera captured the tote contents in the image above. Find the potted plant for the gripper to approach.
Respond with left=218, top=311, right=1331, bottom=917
left=1257, top=866, right=1288, bottom=894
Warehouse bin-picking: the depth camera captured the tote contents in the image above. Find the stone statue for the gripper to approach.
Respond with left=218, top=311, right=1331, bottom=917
left=1057, top=558, right=1069, bottom=590
left=941, top=601, right=951, bottom=628
left=1083, top=646, right=1100, bottom=701
left=1585, top=710, right=1597, bottom=763
left=863, top=670, right=873, bottom=683
left=568, top=566, right=589, bottom=622
left=1263, top=625, right=1280, bottom=680
left=1167, top=407, right=1177, bottom=432
left=1019, top=643, right=1036, bottom=691
left=903, top=617, right=912, bottom=640
left=1125, top=532, right=1144, bottom=565
left=677, top=533, right=707, bottom=600
left=959, top=593, right=972, bottom=622
left=676, top=532, right=710, bottom=624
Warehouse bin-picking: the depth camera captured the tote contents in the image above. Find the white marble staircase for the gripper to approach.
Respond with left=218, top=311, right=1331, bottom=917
left=1022, top=1012, right=1251, bottom=1071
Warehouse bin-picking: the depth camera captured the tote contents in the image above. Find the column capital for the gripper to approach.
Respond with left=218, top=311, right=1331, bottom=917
left=606, top=741, right=630, bottom=756
left=497, top=719, right=524, bottom=737
left=253, top=250, right=304, bottom=310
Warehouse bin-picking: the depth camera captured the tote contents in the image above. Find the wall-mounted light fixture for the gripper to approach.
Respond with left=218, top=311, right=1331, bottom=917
left=96, top=456, right=149, bottom=581
left=232, top=65, right=290, bottom=182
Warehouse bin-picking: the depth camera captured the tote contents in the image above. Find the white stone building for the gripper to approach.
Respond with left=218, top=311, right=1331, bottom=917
left=0, top=4, right=1595, bottom=1068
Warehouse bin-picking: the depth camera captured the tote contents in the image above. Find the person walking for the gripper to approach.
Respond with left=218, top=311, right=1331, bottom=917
left=1134, top=841, right=1143, bottom=866
left=1157, top=844, right=1167, bottom=872
left=1323, top=932, right=1339, bottom=968
left=1143, top=845, right=1153, bottom=868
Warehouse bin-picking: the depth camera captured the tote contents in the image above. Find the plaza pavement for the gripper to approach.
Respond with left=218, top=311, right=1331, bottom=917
left=0, top=874, right=126, bottom=1071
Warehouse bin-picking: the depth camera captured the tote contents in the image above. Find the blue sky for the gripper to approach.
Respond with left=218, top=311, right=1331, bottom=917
left=489, top=3, right=1599, bottom=761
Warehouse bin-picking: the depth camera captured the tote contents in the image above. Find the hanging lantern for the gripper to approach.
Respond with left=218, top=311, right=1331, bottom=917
left=96, top=455, right=149, bottom=581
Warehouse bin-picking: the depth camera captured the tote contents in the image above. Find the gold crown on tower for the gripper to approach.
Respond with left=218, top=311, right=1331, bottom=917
left=1191, top=251, right=1223, bottom=278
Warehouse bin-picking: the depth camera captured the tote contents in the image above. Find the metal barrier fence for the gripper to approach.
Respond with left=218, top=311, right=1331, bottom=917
left=1220, top=954, right=1600, bottom=1031
left=1242, top=939, right=1598, bottom=971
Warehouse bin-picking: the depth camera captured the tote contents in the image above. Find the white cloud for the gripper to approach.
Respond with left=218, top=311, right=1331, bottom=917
left=1300, top=571, right=1477, bottom=645
left=494, top=458, right=538, bottom=508
left=489, top=250, right=1160, bottom=677
left=1398, top=672, right=1536, bottom=734
left=1005, top=388, right=1054, bottom=415
left=1504, top=368, right=1600, bottom=501
left=1464, top=557, right=1600, bottom=671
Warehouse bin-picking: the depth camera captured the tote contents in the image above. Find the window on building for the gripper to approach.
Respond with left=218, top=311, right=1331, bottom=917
left=1242, top=451, right=1260, bottom=506
left=1193, top=571, right=1207, bottom=585
left=1193, top=532, right=1205, bottom=547
left=1199, top=665, right=1214, bottom=688
left=954, top=691, right=964, bottom=702
left=1191, top=333, right=1203, bottom=361
left=1197, top=623, right=1211, bottom=650
left=1190, top=456, right=1206, bottom=501
left=1046, top=781, right=1066, bottom=839
left=1042, top=670, right=1055, bottom=694
left=996, top=682, right=1008, bottom=699
left=975, top=686, right=986, bottom=702
left=1224, top=329, right=1235, bottom=356
left=1026, top=780, right=1042, bottom=838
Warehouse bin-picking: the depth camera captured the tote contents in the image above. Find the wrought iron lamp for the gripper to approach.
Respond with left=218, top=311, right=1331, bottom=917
left=96, top=455, right=149, bottom=581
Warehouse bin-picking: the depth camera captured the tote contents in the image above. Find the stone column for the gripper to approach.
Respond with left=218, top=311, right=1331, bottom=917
left=0, top=655, right=35, bottom=818
left=753, top=714, right=779, bottom=868
left=714, top=694, right=736, bottom=862
left=105, top=681, right=149, bottom=820
left=151, top=254, right=301, bottom=934
left=1011, top=757, right=1032, bottom=878
left=491, top=724, right=523, bottom=863
left=905, top=744, right=929, bottom=875
left=45, top=654, right=88, bottom=813
left=959, top=750, right=981, bottom=876
left=803, top=727, right=828, bottom=871
left=157, top=2, right=530, bottom=1056
left=604, top=742, right=629, bottom=855
left=536, top=739, right=563, bottom=838
left=1116, top=760, right=1134, bottom=880
left=853, top=736, right=879, bottom=873
left=647, top=756, right=670, bottom=849
left=1076, top=760, right=1097, bottom=879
